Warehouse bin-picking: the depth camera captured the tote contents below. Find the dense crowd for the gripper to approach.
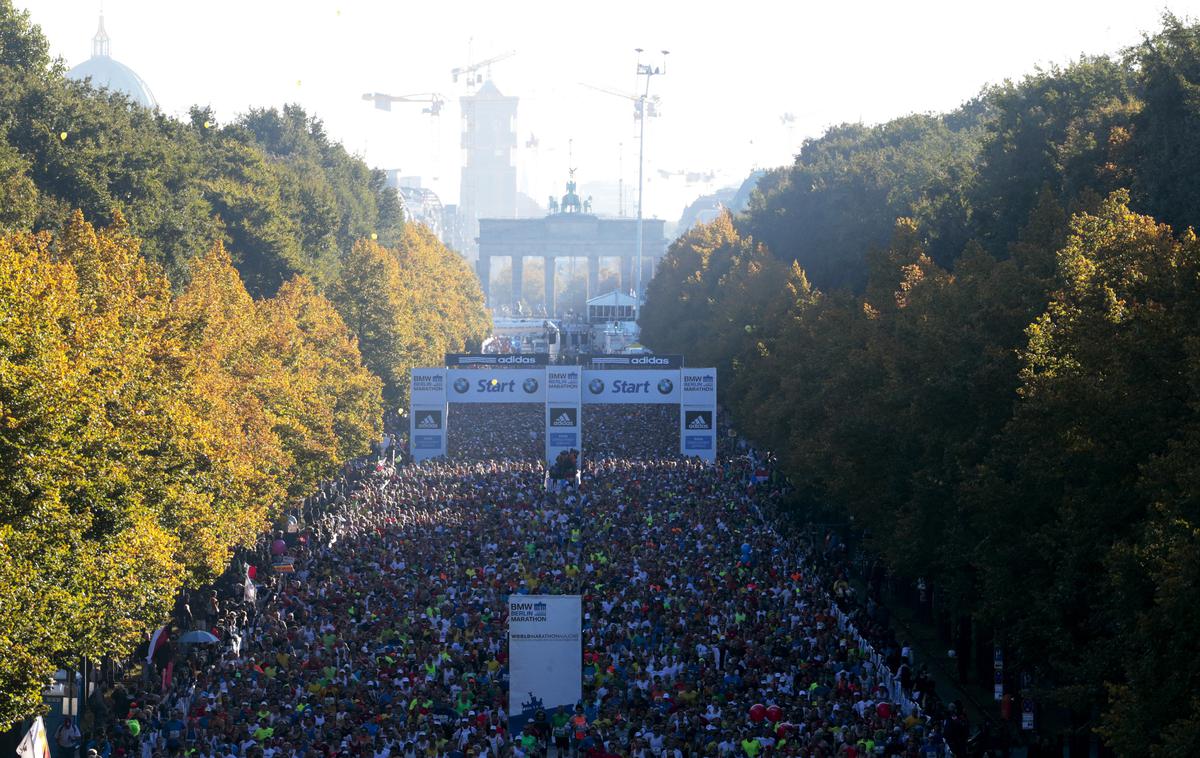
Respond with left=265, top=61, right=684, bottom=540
left=582, top=406, right=679, bottom=460
left=446, top=404, right=545, bottom=462
left=440, top=403, right=683, bottom=463
left=80, top=410, right=953, bottom=758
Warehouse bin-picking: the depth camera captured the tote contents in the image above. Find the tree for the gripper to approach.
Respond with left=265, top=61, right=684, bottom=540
left=328, top=238, right=411, bottom=407
left=257, top=276, right=382, bottom=497
left=329, top=228, right=490, bottom=408
left=0, top=226, right=88, bottom=725
left=740, top=109, right=987, bottom=290
left=1131, top=13, right=1200, bottom=237
left=970, top=191, right=1199, bottom=719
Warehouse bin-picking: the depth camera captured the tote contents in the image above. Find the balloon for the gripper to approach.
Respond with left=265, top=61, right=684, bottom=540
left=775, top=722, right=792, bottom=738
left=59, top=131, right=68, bottom=141
left=749, top=703, right=766, bottom=723
left=271, top=539, right=287, bottom=556
left=740, top=543, right=751, bottom=554
left=766, top=705, right=783, bottom=723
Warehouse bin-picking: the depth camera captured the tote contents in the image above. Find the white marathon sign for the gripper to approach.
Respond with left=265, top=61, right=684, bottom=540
left=445, top=368, right=547, bottom=403
left=581, top=369, right=681, bottom=404
left=680, top=368, right=718, bottom=462
left=507, top=595, right=582, bottom=733
left=409, top=368, right=447, bottom=462
left=545, top=367, right=582, bottom=466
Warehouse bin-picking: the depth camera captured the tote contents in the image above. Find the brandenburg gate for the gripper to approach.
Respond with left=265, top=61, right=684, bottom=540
left=476, top=212, right=667, bottom=314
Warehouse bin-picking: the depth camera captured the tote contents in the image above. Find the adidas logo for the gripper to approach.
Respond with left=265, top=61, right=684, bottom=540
left=417, top=414, right=440, bottom=429
left=552, top=412, right=575, bottom=427
left=688, top=415, right=711, bottom=430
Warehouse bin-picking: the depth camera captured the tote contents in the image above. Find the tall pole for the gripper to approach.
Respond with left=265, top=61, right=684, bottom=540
left=632, top=49, right=667, bottom=324
left=634, top=98, right=646, bottom=319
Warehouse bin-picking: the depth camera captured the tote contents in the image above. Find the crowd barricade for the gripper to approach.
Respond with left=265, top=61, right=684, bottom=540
left=829, top=600, right=955, bottom=755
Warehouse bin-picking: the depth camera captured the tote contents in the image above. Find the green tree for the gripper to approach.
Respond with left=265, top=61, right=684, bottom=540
left=328, top=238, right=411, bottom=407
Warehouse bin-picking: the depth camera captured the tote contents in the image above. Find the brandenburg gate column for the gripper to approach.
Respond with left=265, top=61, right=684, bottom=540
left=544, top=256, right=556, bottom=316
left=512, top=254, right=524, bottom=307
left=641, top=254, right=656, bottom=291
left=587, top=255, right=600, bottom=301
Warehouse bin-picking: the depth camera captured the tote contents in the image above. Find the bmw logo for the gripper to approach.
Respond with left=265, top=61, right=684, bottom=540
left=657, top=378, right=674, bottom=395
left=522, top=378, right=539, bottom=394
left=453, top=377, right=470, bottom=394
left=588, top=378, right=605, bottom=394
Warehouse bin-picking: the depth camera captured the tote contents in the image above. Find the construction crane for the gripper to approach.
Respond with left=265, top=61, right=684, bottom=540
left=450, top=50, right=515, bottom=89
left=580, top=83, right=660, bottom=120
left=361, top=92, right=445, bottom=116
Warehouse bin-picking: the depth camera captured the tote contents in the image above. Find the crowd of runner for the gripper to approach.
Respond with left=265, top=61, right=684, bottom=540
left=79, top=412, right=954, bottom=758
left=582, top=407, right=679, bottom=460
left=446, top=404, right=544, bottom=462
left=442, top=404, right=682, bottom=462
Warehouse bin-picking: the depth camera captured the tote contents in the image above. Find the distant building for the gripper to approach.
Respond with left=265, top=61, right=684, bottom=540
left=478, top=213, right=665, bottom=315
left=585, top=291, right=642, bottom=354
left=478, top=173, right=667, bottom=315
left=459, top=81, right=518, bottom=259
left=385, top=173, right=448, bottom=244
left=66, top=15, right=157, bottom=110
left=585, top=290, right=637, bottom=323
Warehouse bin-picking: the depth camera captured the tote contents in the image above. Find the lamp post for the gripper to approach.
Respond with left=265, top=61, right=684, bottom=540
left=633, top=48, right=668, bottom=324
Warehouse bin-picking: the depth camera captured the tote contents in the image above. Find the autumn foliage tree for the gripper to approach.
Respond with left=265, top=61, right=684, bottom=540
left=0, top=214, right=383, bottom=725
left=0, top=2, right=488, bottom=727
left=329, top=227, right=490, bottom=408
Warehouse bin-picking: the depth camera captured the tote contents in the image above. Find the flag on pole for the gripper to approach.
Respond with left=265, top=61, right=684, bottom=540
left=146, top=626, right=166, bottom=664
left=16, top=716, right=52, bottom=758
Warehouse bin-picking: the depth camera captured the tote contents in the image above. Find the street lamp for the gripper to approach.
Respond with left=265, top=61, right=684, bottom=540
left=633, top=48, right=668, bottom=324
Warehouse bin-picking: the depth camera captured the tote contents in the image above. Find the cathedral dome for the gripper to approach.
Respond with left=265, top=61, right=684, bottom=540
left=66, top=15, right=157, bottom=110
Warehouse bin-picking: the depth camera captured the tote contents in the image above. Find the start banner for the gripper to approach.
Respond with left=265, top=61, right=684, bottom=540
left=581, top=369, right=680, bottom=404
left=508, top=595, right=582, bottom=734
left=545, top=366, right=582, bottom=466
left=445, top=368, right=547, bottom=403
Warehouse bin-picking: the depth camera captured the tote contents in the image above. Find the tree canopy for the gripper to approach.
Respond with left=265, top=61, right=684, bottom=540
left=0, top=0, right=488, bottom=724
left=641, top=14, right=1200, bottom=753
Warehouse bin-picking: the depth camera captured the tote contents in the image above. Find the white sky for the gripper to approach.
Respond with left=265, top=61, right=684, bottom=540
left=18, top=0, right=1196, bottom=221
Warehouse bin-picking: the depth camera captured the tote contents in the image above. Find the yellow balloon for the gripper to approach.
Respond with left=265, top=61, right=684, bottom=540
left=59, top=131, right=68, bottom=141
left=203, top=120, right=213, bottom=129
left=370, top=232, right=378, bottom=240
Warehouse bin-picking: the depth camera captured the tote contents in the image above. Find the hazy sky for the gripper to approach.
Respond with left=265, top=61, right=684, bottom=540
left=18, top=0, right=1198, bottom=221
